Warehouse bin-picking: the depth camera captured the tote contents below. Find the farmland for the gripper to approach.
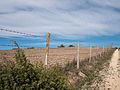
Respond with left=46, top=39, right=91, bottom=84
left=0, top=47, right=106, bottom=67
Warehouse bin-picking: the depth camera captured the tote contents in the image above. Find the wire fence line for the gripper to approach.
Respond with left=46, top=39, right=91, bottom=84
left=0, top=28, right=45, bottom=38
left=0, top=28, right=114, bottom=68
left=0, top=28, right=79, bottom=49
left=0, top=28, right=108, bottom=47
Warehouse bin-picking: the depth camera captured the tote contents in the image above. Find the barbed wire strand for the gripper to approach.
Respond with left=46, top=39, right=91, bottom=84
left=0, top=28, right=45, bottom=38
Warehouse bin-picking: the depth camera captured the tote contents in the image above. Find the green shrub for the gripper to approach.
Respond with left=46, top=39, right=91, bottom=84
left=0, top=48, right=69, bottom=90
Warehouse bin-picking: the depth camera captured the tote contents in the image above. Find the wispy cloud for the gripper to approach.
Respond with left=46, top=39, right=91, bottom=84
left=0, top=0, right=120, bottom=37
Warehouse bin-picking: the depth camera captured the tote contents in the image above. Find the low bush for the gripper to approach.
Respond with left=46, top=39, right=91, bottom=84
left=0, top=48, right=70, bottom=90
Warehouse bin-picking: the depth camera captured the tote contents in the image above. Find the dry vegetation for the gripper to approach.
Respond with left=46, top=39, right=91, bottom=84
left=0, top=47, right=115, bottom=90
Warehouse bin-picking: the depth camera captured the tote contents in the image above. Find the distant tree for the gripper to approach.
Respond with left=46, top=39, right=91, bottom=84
left=27, top=47, right=35, bottom=49
left=58, top=44, right=65, bottom=48
left=68, top=45, right=75, bottom=47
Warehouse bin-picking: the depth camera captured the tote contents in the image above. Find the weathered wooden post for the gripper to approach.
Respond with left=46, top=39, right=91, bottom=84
left=89, top=44, right=92, bottom=63
left=77, top=41, right=80, bottom=69
left=107, top=44, right=111, bottom=53
left=119, top=48, right=120, bottom=59
left=45, top=32, right=50, bottom=66
left=103, top=45, right=104, bottom=53
left=96, top=44, right=99, bottom=51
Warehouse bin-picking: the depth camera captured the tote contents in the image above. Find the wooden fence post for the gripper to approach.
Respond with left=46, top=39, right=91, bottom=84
left=89, top=45, right=92, bottom=63
left=77, top=41, right=80, bottom=69
left=96, top=44, right=99, bottom=51
left=45, top=32, right=50, bottom=66
left=103, top=45, right=104, bottom=53
left=96, top=44, right=99, bottom=56
left=119, top=49, right=120, bottom=59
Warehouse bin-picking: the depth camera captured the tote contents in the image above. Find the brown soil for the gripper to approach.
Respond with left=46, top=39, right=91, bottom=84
left=0, top=47, right=105, bottom=67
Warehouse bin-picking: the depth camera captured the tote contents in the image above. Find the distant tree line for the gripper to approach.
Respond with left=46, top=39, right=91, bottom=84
left=58, top=44, right=75, bottom=48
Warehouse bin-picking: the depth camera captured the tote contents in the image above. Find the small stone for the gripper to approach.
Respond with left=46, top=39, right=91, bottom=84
left=78, top=71, right=86, bottom=78
left=107, top=88, right=111, bottom=90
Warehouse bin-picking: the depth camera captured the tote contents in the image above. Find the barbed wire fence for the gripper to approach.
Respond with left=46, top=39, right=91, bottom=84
left=0, top=28, right=114, bottom=68
left=0, top=28, right=46, bottom=64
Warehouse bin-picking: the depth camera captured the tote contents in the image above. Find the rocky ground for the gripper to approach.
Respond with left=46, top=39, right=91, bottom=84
left=85, top=49, right=120, bottom=90
left=100, top=49, right=120, bottom=90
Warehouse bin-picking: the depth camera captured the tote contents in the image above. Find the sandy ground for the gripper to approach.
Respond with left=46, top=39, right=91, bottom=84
left=98, top=49, right=120, bottom=90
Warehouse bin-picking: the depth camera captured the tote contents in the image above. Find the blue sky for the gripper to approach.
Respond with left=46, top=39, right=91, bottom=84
left=0, top=0, right=120, bottom=49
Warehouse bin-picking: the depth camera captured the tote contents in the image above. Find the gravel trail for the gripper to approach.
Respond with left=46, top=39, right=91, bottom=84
left=100, top=49, right=120, bottom=90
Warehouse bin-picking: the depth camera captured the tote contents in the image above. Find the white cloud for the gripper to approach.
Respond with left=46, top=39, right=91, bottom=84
left=0, top=0, right=120, bottom=37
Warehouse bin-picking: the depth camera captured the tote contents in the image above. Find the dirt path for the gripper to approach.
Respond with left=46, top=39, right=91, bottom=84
left=99, top=49, right=120, bottom=90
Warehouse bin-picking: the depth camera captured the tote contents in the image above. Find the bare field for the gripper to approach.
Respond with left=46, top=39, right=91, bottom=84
left=0, top=48, right=106, bottom=67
